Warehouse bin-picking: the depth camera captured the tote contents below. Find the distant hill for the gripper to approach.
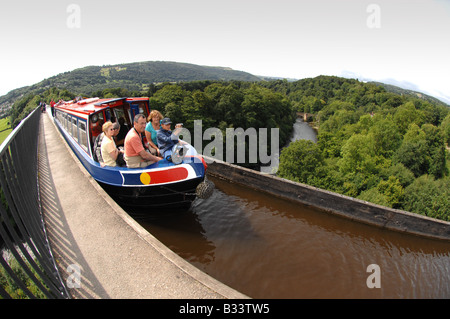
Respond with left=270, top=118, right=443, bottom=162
left=0, top=61, right=262, bottom=113
left=370, top=81, right=449, bottom=107
left=1, top=61, right=448, bottom=117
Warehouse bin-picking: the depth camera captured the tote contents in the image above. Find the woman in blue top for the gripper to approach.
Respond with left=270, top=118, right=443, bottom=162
left=145, top=110, right=163, bottom=156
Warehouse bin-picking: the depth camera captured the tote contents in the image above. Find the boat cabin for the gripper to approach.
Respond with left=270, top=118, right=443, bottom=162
left=54, top=97, right=150, bottom=160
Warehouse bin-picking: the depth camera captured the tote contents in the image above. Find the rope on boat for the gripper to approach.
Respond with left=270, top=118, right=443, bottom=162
left=195, top=177, right=215, bottom=199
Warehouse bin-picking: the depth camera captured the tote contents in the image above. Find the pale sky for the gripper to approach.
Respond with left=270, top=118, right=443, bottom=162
left=1, top=0, right=449, bottom=104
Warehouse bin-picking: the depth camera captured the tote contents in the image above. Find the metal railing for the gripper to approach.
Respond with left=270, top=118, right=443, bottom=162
left=0, top=107, right=69, bottom=299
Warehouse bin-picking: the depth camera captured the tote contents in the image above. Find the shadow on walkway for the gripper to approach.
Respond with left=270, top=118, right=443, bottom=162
left=38, top=115, right=109, bottom=298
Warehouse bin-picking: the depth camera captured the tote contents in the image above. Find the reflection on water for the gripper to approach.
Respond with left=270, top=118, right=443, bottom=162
left=137, top=176, right=450, bottom=299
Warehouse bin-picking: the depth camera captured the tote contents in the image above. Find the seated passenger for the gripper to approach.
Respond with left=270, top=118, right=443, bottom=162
left=115, top=117, right=129, bottom=147
left=93, top=132, right=105, bottom=164
left=145, top=110, right=163, bottom=156
left=124, top=114, right=162, bottom=168
left=157, top=117, right=186, bottom=160
left=101, top=121, right=124, bottom=167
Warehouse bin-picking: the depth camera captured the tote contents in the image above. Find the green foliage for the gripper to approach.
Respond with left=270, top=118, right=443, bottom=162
left=276, top=75, right=449, bottom=220
left=368, top=115, right=402, bottom=157
left=393, top=123, right=448, bottom=178
left=403, top=175, right=450, bottom=221
left=0, top=118, right=12, bottom=144
left=376, top=176, right=404, bottom=208
left=358, top=187, right=390, bottom=207
left=8, top=88, right=76, bottom=129
left=278, top=140, right=323, bottom=183
left=339, top=134, right=377, bottom=175
left=441, top=113, right=450, bottom=145
left=0, top=256, right=48, bottom=299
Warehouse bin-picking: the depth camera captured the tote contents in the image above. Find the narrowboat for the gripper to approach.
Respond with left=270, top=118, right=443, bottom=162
left=52, top=97, right=212, bottom=210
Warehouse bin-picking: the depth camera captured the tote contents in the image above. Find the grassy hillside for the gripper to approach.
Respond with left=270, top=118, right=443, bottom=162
left=0, top=118, right=12, bottom=145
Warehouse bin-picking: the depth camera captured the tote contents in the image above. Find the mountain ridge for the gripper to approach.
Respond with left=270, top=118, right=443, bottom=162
left=0, top=61, right=262, bottom=114
left=1, top=61, right=448, bottom=116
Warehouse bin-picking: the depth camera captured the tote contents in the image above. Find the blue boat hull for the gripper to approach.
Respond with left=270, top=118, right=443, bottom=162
left=54, top=119, right=206, bottom=211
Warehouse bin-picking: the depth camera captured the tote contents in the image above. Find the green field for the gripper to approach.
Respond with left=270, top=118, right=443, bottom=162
left=0, top=117, right=12, bottom=145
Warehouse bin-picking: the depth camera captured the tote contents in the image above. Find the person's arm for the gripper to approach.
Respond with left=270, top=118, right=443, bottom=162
left=109, top=148, right=119, bottom=161
left=139, top=149, right=162, bottom=162
left=145, top=130, right=159, bottom=151
left=158, top=132, right=176, bottom=144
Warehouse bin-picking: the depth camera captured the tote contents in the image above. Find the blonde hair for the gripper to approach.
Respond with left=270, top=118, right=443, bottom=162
left=147, top=110, right=163, bottom=122
left=102, top=121, right=114, bottom=133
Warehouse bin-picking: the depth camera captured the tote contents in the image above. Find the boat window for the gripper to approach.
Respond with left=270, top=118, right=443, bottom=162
left=72, top=116, right=78, bottom=142
left=89, top=112, right=105, bottom=145
left=139, top=105, right=147, bottom=117
left=112, top=107, right=130, bottom=130
left=138, top=101, right=149, bottom=118
left=78, top=120, right=88, bottom=152
left=113, top=107, right=126, bottom=122
left=63, top=113, right=67, bottom=130
left=127, top=101, right=149, bottom=122
left=129, top=104, right=139, bottom=122
left=105, top=109, right=112, bottom=122
left=65, top=114, right=70, bottom=131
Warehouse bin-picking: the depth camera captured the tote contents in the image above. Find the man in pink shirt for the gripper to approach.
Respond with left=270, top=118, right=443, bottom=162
left=124, top=114, right=162, bottom=168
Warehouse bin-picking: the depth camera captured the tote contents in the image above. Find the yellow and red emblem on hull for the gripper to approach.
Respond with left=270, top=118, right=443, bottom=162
left=140, top=172, right=152, bottom=185
left=139, top=166, right=189, bottom=185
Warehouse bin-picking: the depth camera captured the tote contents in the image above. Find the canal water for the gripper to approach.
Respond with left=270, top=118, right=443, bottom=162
left=288, top=117, right=317, bottom=143
left=133, top=119, right=450, bottom=298
left=136, top=176, right=450, bottom=299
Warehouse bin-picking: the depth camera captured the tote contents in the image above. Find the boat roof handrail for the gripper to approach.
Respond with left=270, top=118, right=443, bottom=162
left=94, top=97, right=127, bottom=106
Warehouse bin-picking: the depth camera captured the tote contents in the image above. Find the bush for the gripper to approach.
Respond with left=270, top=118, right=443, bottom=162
left=278, top=140, right=323, bottom=184
left=0, top=255, right=48, bottom=299
left=403, top=175, right=450, bottom=221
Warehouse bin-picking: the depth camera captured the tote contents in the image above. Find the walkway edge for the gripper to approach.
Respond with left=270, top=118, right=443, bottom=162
left=47, top=114, right=249, bottom=299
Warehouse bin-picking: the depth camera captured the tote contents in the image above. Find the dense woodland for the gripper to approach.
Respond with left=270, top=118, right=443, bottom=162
left=7, top=75, right=450, bottom=221
left=270, top=77, right=450, bottom=221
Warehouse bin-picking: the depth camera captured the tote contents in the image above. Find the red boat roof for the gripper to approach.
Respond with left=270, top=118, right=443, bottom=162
left=54, top=97, right=149, bottom=118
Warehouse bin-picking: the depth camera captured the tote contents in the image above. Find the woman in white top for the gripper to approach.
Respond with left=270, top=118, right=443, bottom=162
left=101, top=121, right=122, bottom=167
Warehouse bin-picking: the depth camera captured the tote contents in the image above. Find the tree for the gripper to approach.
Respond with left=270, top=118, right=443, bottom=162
left=393, top=124, right=429, bottom=177
left=394, top=123, right=447, bottom=178
left=377, top=176, right=404, bottom=208
left=368, top=116, right=401, bottom=157
left=403, top=175, right=450, bottom=221
left=422, top=123, right=447, bottom=178
left=339, top=134, right=377, bottom=175
left=441, top=113, right=450, bottom=145
left=278, top=140, right=323, bottom=184
left=358, top=187, right=389, bottom=207
left=393, top=101, right=424, bottom=134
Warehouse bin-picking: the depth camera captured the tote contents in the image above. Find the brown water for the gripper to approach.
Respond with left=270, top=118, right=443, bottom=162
left=136, top=176, right=450, bottom=299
